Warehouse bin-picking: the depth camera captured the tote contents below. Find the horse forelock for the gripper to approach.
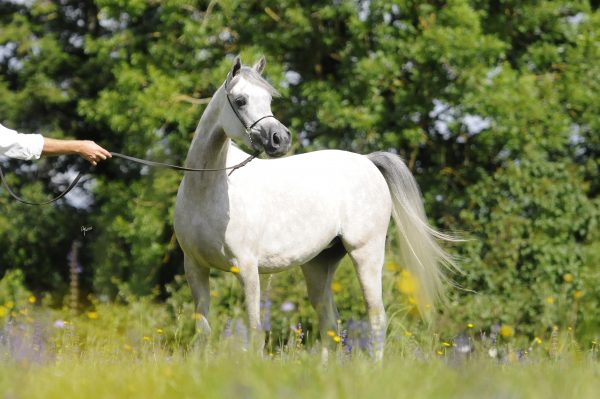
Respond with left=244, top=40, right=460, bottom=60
left=226, top=66, right=280, bottom=98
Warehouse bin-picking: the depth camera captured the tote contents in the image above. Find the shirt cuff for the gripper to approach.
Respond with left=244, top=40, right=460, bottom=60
left=22, top=134, right=45, bottom=160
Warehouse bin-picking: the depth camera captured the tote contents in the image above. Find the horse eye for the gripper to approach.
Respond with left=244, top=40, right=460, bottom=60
left=235, top=97, right=247, bottom=107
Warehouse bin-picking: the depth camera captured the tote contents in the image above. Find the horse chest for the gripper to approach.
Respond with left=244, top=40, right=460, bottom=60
left=174, top=187, right=233, bottom=269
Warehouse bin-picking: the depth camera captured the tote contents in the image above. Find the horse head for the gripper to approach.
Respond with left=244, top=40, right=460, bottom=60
left=220, top=56, right=291, bottom=158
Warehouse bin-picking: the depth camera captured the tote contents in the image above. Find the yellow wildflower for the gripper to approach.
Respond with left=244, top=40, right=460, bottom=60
left=28, top=295, right=36, bottom=304
left=192, top=313, right=203, bottom=321
left=404, top=331, right=413, bottom=337
left=326, top=330, right=336, bottom=337
left=5, top=301, right=14, bottom=309
left=574, top=290, right=584, bottom=300
left=563, top=273, right=574, bottom=283
left=156, top=328, right=164, bottom=335
left=442, top=342, right=451, bottom=347
left=467, top=323, right=474, bottom=329
left=545, top=296, right=555, bottom=305
left=500, top=325, right=514, bottom=338
left=330, top=281, right=342, bottom=294
left=385, top=261, right=399, bottom=272
left=87, top=311, right=98, bottom=320
left=534, top=337, right=542, bottom=345
left=397, top=270, right=418, bottom=295
left=230, top=266, right=240, bottom=274
left=123, top=344, right=133, bottom=352
left=143, top=336, right=151, bottom=342
left=0, top=306, right=7, bottom=318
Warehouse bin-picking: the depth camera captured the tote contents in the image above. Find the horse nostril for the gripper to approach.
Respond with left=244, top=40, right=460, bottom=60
left=272, top=132, right=281, bottom=146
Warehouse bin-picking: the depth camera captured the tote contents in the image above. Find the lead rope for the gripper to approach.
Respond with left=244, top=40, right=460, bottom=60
left=0, top=164, right=85, bottom=206
left=109, top=152, right=258, bottom=175
left=0, top=152, right=258, bottom=206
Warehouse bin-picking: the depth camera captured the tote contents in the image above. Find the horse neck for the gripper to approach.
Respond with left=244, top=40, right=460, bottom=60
left=185, top=86, right=230, bottom=172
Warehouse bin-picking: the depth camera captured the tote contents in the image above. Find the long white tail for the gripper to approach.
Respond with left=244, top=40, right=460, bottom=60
left=367, top=152, right=461, bottom=315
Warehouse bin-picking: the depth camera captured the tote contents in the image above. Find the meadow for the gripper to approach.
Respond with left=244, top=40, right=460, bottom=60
left=1, top=262, right=599, bottom=399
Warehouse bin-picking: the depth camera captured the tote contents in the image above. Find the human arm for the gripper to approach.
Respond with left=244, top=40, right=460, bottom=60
left=42, top=138, right=112, bottom=166
left=0, top=124, right=45, bottom=160
left=1, top=123, right=111, bottom=165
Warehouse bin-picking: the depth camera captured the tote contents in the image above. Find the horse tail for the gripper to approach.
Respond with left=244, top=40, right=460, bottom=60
left=366, top=151, right=461, bottom=316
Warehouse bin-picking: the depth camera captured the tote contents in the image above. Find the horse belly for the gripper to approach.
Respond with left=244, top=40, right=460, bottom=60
left=257, top=227, right=339, bottom=272
left=225, top=193, right=341, bottom=272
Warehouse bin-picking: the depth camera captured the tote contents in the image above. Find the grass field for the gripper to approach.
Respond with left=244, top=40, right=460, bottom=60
left=2, top=350, right=600, bottom=399
left=1, top=301, right=599, bottom=399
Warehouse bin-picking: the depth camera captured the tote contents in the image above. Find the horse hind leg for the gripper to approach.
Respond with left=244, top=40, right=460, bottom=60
left=301, top=242, right=346, bottom=364
left=184, top=256, right=212, bottom=341
left=345, top=235, right=387, bottom=361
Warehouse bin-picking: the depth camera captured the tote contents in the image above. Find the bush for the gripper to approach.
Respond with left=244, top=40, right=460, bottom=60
left=450, top=154, right=599, bottom=339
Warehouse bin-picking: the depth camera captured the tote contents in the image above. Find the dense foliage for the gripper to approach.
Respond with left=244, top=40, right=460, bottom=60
left=1, top=1, right=598, bottom=339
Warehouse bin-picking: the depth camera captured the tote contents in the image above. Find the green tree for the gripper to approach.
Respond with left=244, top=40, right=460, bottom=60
left=1, top=0, right=598, bottom=338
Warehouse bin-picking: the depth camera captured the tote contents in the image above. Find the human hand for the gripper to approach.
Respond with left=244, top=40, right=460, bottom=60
left=77, top=140, right=112, bottom=165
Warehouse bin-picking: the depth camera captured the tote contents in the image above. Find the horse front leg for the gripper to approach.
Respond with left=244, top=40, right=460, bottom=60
left=184, top=256, right=212, bottom=342
left=235, top=263, right=264, bottom=353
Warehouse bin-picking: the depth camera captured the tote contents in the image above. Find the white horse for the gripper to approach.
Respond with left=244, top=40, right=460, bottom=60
left=174, top=56, right=458, bottom=360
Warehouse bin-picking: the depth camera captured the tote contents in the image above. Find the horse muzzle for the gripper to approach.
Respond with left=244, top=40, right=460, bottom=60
left=253, top=121, right=291, bottom=158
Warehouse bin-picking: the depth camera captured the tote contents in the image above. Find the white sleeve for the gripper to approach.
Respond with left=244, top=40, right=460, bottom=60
left=0, top=123, right=45, bottom=160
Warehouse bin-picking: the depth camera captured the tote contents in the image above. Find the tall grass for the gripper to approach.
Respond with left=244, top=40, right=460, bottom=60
left=1, top=298, right=599, bottom=399
left=2, top=350, right=600, bottom=399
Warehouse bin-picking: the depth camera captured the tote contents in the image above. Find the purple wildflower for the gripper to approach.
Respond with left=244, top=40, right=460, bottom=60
left=261, top=298, right=272, bottom=332
left=280, top=301, right=295, bottom=313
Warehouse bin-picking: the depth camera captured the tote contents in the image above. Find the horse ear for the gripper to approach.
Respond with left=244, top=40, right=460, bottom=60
left=253, top=56, right=266, bottom=75
left=226, top=56, right=242, bottom=86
